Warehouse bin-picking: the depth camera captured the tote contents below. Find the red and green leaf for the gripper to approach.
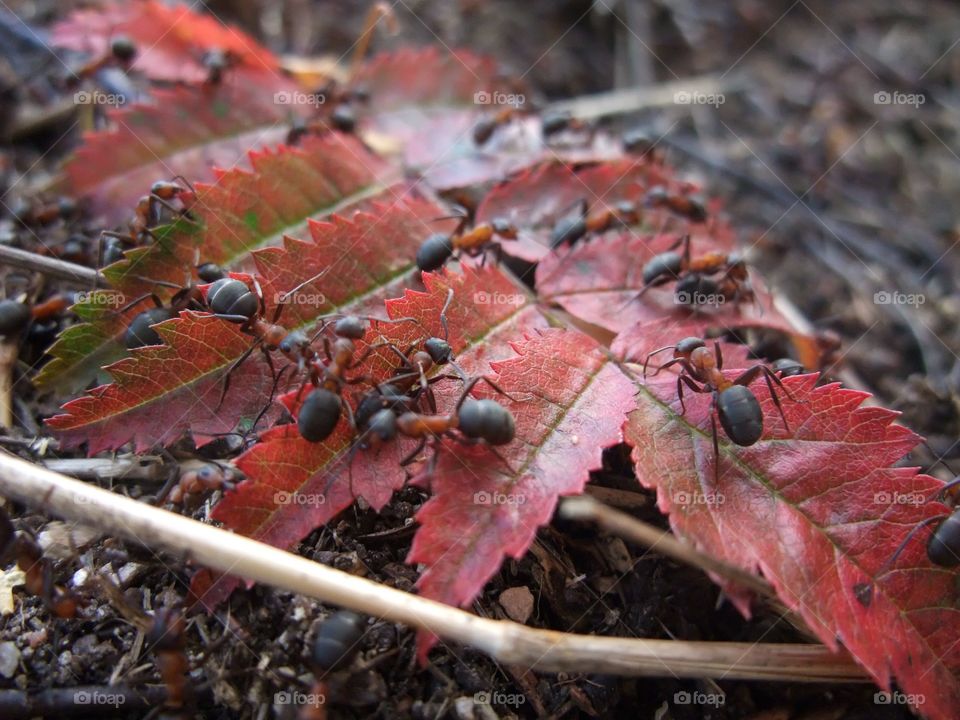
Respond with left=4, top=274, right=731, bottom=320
left=47, top=195, right=448, bottom=447
left=38, top=134, right=397, bottom=392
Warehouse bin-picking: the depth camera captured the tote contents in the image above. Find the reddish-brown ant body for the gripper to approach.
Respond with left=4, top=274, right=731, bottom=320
left=644, top=338, right=796, bottom=483
left=635, top=235, right=754, bottom=307
left=416, top=211, right=518, bottom=272
left=550, top=199, right=642, bottom=249
left=146, top=607, right=193, bottom=718
left=645, top=185, right=709, bottom=223
left=0, top=508, right=80, bottom=618
left=0, top=294, right=74, bottom=337
left=99, top=179, right=197, bottom=260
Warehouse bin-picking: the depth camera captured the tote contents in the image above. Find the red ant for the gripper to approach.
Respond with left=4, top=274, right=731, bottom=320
left=145, top=607, right=193, bottom=719
left=299, top=610, right=366, bottom=720
left=68, top=35, right=138, bottom=85
left=99, top=178, right=198, bottom=259
left=161, top=461, right=237, bottom=507
left=286, top=82, right=370, bottom=144
left=0, top=507, right=81, bottom=618
left=634, top=235, right=754, bottom=308
left=0, top=293, right=75, bottom=337
left=854, top=476, right=960, bottom=606
left=473, top=107, right=523, bottom=145
left=643, top=337, right=796, bottom=483
left=10, top=195, right=78, bottom=227
left=550, top=199, right=642, bottom=249
left=645, top=185, right=708, bottom=223
left=622, top=128, right=664, bottom=162
left=415, top=209, right=518, bottom=272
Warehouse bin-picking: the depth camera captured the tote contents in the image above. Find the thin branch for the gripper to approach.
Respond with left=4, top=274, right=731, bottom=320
left=560, top=495, right=773, bottom=596
left=0, top=451, right=867, bottom=683
left=0, top=245, right=103, bottom=286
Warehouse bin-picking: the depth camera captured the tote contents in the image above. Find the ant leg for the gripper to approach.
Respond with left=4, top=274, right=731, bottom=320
left=453, top=375, right=525, bottom=411
left=111, top=292, right=163, bottom=317
left=714, top=340, right=723, bottom=370
left=250, top=365, right=290, bottom=432
left=216, top=340, right=260, bottom=410
left=643, top=344, right=679, bottom=376
left=711, top=411, right=720, bottom=486
left=759, top=370, right=790, bottom=432
left=439, top=287, right=454, bottom=340
left=677, top=374, right=705, bottom=415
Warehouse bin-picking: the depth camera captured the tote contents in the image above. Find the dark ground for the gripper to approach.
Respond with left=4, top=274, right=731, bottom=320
left=1, top=0, right=958, bottom=718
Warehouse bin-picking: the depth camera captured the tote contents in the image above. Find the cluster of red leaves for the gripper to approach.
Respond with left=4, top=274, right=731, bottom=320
left=40, top=3, right=959, bottom=717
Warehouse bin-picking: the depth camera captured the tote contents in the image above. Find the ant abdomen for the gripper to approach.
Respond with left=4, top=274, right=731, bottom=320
left=423, top=337, right=453, bottom=365
left=416, top=233, right=454, bottom=273
left=196, top=263, right=225, bottom=283
left=927, top=511, right=960, bottom=567
left=311, top=610, right=366, bottom=673
left=772, top=358, right=805, bottom=377
left=207, top=278, right=258, bottom=321
left=642, top=251, right=683, bottom=285
left=298, top=388, right=342, bottom=442
left=717, top=385, right=763, bottom=447
left=0, top=299, right=31, bottom=336
left=125, top=307, right=175, bottom=349
left=333, top=316, right=366, bottom=340
left=458, top=399, right=515, bottom=445
left=550, top=215, right=587, bottom=248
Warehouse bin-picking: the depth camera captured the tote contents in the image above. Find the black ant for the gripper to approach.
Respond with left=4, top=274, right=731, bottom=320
left=645, top=185, right=709, bottom=223
left=550, top=199, right=642, bottom=249
left=299, top=610, right=366, bottom=720
left=416, top=209, right=518, bottom=272
left=643, top=338, right=796, bottom=483
left=634, top=235, right=754, bottom=308
left=0, top=507, right=81, bottom=618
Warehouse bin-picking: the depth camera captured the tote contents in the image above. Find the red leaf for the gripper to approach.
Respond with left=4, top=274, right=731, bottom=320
left=46, top=195, right=447, bottom=449
left=409, top=328, right=635, bottom=659
left=37, top=134, right=397, bottom=392
left=190, top=266, right=551, bottom=607
left=61, top=75, right=305, bottom=226
left=52, top=1, right=280, bottom=83
left=624, top=350, right=960, bottom=719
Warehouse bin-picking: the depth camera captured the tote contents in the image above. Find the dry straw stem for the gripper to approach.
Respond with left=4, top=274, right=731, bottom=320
left=0, top=245, right=103, bottom=286
left=561, top=495, right=773, bottom=597
left=0, top=451, right=867, bottom=682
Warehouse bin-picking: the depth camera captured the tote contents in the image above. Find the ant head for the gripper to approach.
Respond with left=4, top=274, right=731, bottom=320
left=424, top=337, right=453, bottom=365
left=334, top=316, right=367, bottom=340
left=146, top=608, right=186, bottom=651
left=491, top=217, right=518, bottom=239
left=278, top=331, right=309, bottom=359
left=772, top=358, right=805, bottom=377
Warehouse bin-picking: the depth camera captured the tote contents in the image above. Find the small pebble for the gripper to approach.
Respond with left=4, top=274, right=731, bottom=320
left=0, top=641, right=20, bottom=678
